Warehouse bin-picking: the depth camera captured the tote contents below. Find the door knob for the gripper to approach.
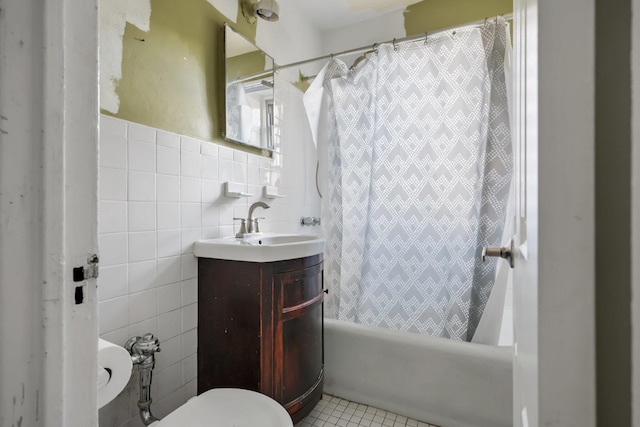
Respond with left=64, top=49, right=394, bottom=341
left=482, top=239, right=514, bottom=268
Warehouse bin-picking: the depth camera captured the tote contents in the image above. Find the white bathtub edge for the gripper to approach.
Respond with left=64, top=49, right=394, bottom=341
left=323, top=318, right=513, bottom=427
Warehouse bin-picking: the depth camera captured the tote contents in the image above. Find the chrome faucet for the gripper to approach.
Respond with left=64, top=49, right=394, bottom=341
left=246, top=201, right=270, bottom=234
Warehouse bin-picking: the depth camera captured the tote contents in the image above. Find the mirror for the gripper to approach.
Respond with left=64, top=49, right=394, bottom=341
left=224, top=24, right=275, bottom=150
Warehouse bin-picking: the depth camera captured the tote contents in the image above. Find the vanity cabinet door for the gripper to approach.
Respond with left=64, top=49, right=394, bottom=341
left=274, top=261, right=324, bottom=420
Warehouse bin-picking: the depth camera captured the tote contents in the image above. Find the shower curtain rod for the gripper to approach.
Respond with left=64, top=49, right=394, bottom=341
left=275, top=13, right=513, bottom=72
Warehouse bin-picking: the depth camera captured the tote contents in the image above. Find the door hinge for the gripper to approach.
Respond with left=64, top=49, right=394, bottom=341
left=73, top=254, right=100, bottom=282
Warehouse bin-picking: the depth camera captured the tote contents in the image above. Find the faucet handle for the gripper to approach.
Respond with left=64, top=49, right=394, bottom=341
left=253, top=217, right=266, bottom=233
left=233, top=218, right=247, bottom=237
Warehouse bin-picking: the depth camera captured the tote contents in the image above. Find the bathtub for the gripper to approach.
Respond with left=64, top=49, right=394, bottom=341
left=323, top=318, right=512, bottom=427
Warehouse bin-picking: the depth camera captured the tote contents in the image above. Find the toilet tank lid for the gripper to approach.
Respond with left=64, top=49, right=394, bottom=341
left=155, top=388, right=293, bottom=427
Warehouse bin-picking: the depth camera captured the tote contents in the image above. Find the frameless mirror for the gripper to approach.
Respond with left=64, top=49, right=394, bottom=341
left=224, top=24, right=275, bottom=150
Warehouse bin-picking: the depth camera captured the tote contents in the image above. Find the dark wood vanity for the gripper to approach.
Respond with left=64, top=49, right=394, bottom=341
left=197, top=254, right=324, bottom=422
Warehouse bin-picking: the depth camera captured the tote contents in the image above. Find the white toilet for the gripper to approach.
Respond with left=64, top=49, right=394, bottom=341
left=149, top=388, right=294, bottom=427
left=99, top=335, right=293, bottom=427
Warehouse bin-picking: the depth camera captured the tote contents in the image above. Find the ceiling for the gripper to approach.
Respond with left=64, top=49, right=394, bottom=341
left=293, top=0, right=422, bottom=32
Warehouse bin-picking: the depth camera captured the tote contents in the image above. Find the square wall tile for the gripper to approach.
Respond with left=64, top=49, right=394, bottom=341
left=99, top=233, right=128, bottom=267
left=248, top=167, right=260, bottom=186
left=182, top=303, right=197, bottom=332
left=181, top=278, right=197, bottom=306
left=154, top=362, right=183, bottom=401
left=157, top=146, right=180, bottom=176
left=201, top=142, right=218, bottom=158
left=157, top=175, right=180, bottom=203
left=158, top=282, right=182, bottom=313
left=180, top=137, right=201, bottom=153
left=128, top=171, right=155, bottom=202
left=201, top=155, right=218, bottom=180
left=128, top=140, right=156, bottom=173
left=156, top=256, right=181, bottom=287
left=101, top=115, right=127, bottom=137
left=98, top=264, right=128, bottom=301
left=100, top=132, right=127, bottom=169
left=217, top=203, right=235, bottom=226
left=158, top=309, right=182, bottom=341
left=248, top=154, right=260, bottom=167
left=182, top=353, right=197, bottom=383
left=182, top=328, right=197, bottom=358
left=99, top=296, right=129, bottom=334
left=180, top=177, right=201, bottom=203
left=128, top=289, right=158, bottom=324
left=218, top=159, right=233, bottom=182
left=128, top=123, right=155, bottom=144
left=128, top=259, right=157, bottom=293
left=99, top=200, right=127, bottom=234
left=128, top=202, right=156, bottom=232
left=201, top=204, right=219, bottom=227
left=157, top=130, right=180, bottom=149
left=201, top=180, right=221, bottom=204
left=156, top=334, right=182, bottom=373
left=218, top=147, right=233, bottom=160
left=157, top=230, right=181, bottom=259
left=100, top=167, right=127, bottom=201
left=180, top=151, right=201, bottom=178
left=128, top=231, right=156, bottom=262
left=233, top=162, right=247, bottom=183
left=180, top=204, right=201, bottom=229
left=157, top=203, right=180, bottom=230
left=233, top=151, right=248, bottom=163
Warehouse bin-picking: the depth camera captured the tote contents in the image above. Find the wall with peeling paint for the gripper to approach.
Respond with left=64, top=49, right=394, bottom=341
left=100, top=0, right=510, bottom=152
left=100, top=0, right=322, bottom=153
left=323, top=0, right=512, bottom=55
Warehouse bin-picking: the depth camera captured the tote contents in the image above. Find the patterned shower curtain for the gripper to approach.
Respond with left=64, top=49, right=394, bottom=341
left=323, top=19, right=512, bottom=341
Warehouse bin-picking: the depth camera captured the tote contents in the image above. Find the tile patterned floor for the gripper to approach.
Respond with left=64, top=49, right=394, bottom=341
left=296, top=394, right=440, bottom=427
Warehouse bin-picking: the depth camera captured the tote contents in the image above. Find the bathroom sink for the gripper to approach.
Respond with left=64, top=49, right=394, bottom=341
left=193, top=233, right=325, bottom=263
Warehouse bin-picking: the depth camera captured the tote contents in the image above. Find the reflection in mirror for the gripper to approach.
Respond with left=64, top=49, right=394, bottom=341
left=224, top=24, right=275, bottom=150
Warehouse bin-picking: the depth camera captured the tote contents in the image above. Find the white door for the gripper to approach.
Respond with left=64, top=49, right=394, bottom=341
left=512, top=1, right=596, bottom=426
left=0, top=1, right=99, bottom=426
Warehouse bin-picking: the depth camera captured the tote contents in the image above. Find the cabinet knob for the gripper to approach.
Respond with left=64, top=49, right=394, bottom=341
left=323, top=289, right=329, bottom=294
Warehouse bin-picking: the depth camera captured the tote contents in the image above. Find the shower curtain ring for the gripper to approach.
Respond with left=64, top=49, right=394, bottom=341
left=484, top=17, right=488, bottom=25
left=424, top=32, right=428, bottom=44
left=393, top=38, right=398, bottom=51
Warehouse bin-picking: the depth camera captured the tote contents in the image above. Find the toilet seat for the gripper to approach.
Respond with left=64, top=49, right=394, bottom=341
left=151, top=388, right=293, bottom=427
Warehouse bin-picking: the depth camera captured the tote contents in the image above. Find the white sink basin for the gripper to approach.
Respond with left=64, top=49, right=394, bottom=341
left=193, top=233, right=325, bottom=263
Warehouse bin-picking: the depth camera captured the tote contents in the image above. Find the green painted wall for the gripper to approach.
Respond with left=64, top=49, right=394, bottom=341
left=102, top=0, right=258, bottom=152
left=103, top=0, right=512, bottom=152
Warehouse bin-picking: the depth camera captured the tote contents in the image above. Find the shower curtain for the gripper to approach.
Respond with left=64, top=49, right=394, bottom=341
left=320, top=19, right=513, bottom=341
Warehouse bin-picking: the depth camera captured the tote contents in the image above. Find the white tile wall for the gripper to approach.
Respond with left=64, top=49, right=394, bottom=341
left=98, top=109, right=321, bottom=427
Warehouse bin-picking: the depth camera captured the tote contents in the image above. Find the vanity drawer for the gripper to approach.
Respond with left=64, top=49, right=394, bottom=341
left=277, top=262, right=323, bottom=312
